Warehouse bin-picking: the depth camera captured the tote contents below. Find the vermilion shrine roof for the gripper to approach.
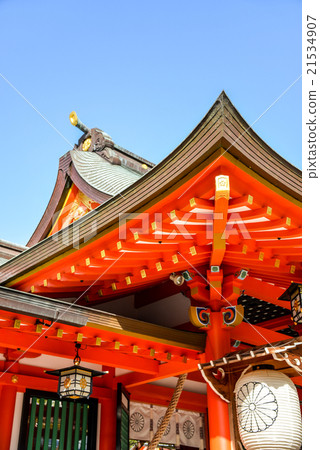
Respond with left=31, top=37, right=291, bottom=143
left=0, top=91, right=302, bottom=382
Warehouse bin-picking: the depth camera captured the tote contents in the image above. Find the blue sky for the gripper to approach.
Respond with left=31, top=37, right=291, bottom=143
left=0, top=0, right=301, bottom=245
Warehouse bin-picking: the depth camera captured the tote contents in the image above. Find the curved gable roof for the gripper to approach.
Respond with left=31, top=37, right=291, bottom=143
left=70, top=151, right=142, bottom=196
left=1, top=91, right=301, bottom=286
left=27, top=137, right=153, bottom=247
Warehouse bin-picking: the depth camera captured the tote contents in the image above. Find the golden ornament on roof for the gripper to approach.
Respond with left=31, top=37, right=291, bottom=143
left=82, top=138, right=92, bottom=151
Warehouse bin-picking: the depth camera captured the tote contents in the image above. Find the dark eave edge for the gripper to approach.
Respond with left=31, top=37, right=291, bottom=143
left=0, top=286, right=205, bottom=351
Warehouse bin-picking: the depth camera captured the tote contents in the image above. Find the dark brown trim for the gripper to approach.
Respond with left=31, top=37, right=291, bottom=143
left=27, top=152, right=112, bottom=246
left=27, top=169, right=69, bottom=247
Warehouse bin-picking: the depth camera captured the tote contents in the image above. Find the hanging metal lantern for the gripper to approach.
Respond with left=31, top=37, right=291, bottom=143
left=46, top=343, right=106, bottom=399
left=235, top=365, right=302, bottom=450
left=279, top=283, right=302, bottom=325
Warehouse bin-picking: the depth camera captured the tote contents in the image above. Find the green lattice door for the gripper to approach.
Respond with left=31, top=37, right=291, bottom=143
left=18, top=390, right=98, bottom=450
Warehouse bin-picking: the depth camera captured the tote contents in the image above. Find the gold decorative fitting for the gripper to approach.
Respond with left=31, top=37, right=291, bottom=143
left=43, top=279, right=47, bottom=287
left=258, top=252, right=264, bottom=261
left=267, top=206, right=272, bottom=216
left=111, top=283, right=117, bottom=291
left=156, top=262, right=162, bottom=271
left=134, top=232, right=139, bottom=240
left=82, top=138, right=91, bottom=151
left=79, top=377, right=87, bottom=389
left=172, top=254, right=179, bottom=264
left=101, top=250, right=106, bottom=258
left=215, top=175, right=230, bottom=200
left=76, top=333, right=83, bottom=342
left=56, top=329, right=63, bottom=338
left=64, top=377, right=72, bottom=388
left=85, top=258, right=90, bottom=266
left=117, top=241, right=122, bottom=250
left=95, top=337, right=101, bottom=346
left=190, top=198, right=196, bottom=207
left=57, top=273, right=61, bottom=280
left=69, top=111, right=78, bottom=126
left=290, top=265, right=296, bottom=274
left=125, top=276, right=131, bottom=285
left=71, top=266, right=75, bottom=273
left=140, top=270, right=146, bottom=278
left=11, top=375, right=19, bottom=384
left=170, top=210, right=177, bottom=220
left=247, top=195, right=253, bottom=205
left=14, top=319, right=21, bottom=329
left=190, top=246, right=197, bottom=256
left=286, top=217, right=292, bottom=226
left=274, top=259, right=280, bottom=268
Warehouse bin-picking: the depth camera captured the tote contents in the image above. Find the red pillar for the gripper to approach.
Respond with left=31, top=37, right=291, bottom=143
left=205, top=312, right=232, bottom=450
left=0, top=385, right=17, bottom=450
left=99, top=366, right=117, bottom=450
left=99, top=391, right=117, bottom=450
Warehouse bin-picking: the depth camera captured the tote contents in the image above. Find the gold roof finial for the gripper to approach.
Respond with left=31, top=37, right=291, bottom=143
left=69, top=111, right=90, bottom=134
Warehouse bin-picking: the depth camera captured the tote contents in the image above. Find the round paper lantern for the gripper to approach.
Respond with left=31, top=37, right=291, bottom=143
left=235, top=366, right=302, bottom=450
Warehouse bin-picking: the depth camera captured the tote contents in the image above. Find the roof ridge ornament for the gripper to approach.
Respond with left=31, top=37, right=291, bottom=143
left=69, top=111, right=90, bottom=134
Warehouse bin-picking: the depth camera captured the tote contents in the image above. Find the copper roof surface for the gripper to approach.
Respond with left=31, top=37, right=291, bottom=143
left=70, top=150, right=143, bottom=196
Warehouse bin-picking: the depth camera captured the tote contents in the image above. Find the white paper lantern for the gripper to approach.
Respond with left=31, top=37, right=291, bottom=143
left=235, top=366, right=302, bottom=450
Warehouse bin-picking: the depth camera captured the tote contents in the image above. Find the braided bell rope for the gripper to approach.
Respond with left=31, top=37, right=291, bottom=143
left=148, top=373, right=187, bottom=450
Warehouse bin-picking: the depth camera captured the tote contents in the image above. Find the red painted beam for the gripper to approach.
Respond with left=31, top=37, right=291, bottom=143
left=115, top=360, right=199, bottom=388
left=0, top=329, right=159, bottom=375
left=230, top=322, right=290, bottom=346
left=129, top=384, right=207, bottom=413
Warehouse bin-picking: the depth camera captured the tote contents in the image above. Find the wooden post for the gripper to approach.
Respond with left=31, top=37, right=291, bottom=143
left=0, top=385, right=17, bottom=450
left=99, top=366, right=117, bottom=450
left=99, top=393, right=117, bottom=449
left=205, top=312, right=232, bottom=450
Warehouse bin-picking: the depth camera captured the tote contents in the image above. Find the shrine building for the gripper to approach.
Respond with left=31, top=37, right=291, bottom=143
left=0, top=92, right=302, bottom=450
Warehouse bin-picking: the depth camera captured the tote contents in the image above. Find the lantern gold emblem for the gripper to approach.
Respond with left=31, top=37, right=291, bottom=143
left=80, top=377, right=87, bottom=390
left=64, top=377, right=71, bottom=389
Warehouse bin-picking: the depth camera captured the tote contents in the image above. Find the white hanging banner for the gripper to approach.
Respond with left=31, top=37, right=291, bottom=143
left=152, top=404, right=176, bottom=445
left=179, top=410, right=203, bottom=448
left=129, top=401, right=206, bottom=448
left=129, top=402, right=151, bottom=442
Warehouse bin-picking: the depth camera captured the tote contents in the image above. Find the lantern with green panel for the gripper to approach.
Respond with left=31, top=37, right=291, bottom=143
left=46, top=343, right=106, bottom=399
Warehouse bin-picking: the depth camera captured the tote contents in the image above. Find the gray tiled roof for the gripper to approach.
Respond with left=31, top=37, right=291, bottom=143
left=70, top=150, right=143, bottom=196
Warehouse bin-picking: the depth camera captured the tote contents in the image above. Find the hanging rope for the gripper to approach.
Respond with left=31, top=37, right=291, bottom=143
left=148, top=373, right=187, bottom=450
